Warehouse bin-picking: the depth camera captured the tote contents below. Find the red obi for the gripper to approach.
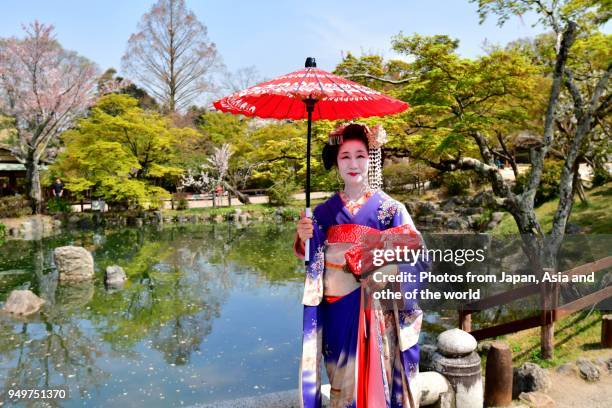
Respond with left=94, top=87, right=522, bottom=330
left=326, top=223, right=423, bottom=277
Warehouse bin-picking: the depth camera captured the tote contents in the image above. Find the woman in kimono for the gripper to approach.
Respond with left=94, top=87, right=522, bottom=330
left=294, top=123, right=430, bottom=408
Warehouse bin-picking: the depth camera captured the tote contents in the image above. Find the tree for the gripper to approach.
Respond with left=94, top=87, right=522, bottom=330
left=98, top=68, right=159, bottom=110
left=50, top=94, right=192, bottom=209
left=121, top=0, right=221, bottom=112
left=222, top=65, right=263, bottom=93
left=0, top=22, right=98, bottom=214
left=507, top=30, right=611, bottom=204
left=333, top=35, right=544, bottom=185
left=188, top=110, right=344, bottom=199
left=334, top=1, right=610, bottom=358
left=337, top=1, right=610, bottom=359
left=469, top=0, right=610, bottom=304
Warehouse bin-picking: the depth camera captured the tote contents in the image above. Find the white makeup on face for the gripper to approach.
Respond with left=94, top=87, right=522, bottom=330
left=337, top=139, right=369, bottom=189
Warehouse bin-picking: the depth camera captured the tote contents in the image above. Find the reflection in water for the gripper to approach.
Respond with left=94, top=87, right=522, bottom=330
left=0, top=318, right=107, bottom=405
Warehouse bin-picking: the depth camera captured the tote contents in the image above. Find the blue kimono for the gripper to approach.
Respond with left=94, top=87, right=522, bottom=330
left=297, top=190, right=430, bottom=408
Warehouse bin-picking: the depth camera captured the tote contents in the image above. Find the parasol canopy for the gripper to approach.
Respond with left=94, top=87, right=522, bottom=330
left=213, top=63, right=408, bottom=120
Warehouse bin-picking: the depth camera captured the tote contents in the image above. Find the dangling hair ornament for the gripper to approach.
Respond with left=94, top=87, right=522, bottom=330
left=367, top=124, right=386, bottom=190
left=367, top=124, right=388, bottom=148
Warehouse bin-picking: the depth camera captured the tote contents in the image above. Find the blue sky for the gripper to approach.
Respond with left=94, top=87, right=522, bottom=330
left=1, top=0, right=550, bottom=80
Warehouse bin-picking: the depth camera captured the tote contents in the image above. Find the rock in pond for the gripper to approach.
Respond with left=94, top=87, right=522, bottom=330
left=54, top=246, right=94, bottom=282
left=2, top=290, right=45, bottom=316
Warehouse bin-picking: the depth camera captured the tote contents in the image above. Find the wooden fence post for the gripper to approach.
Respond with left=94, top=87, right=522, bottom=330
left=459, top=308, right=472, bottom=333
left=484, top=341, right=513, bottom=407
left=540, top=272, right=558, bottom=360
left=602, top=315, right=612, bottom=348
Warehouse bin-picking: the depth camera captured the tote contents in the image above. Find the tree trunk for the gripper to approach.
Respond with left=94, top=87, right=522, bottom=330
left=25, top=157, right=42, bottom=215
left=222, top=180, right=251, bottom=204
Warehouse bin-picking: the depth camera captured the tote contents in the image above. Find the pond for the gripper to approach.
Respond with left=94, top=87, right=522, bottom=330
left=3, top=222, right=607, bottom=406
left=0, top=222, right=465, bottom=407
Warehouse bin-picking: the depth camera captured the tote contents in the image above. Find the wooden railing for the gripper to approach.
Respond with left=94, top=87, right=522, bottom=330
left=458, top=256, right=612, bottom=354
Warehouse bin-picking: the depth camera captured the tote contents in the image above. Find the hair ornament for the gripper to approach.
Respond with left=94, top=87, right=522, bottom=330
left=368, top=124, right=387, bottom=149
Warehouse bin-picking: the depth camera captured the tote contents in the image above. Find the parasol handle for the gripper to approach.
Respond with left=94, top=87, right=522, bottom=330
left=304, top=94, right=316, bottom=266
left=304, top=207, right=311, bottom=264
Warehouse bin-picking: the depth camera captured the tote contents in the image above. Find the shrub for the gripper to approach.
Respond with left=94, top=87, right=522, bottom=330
left=592, top=166, right=610, bottom=187
left=0, top=222, right=6, bottom=244
left=280, top=207, right=300, bottom=220
left=514, top=160, right=564, bottom=206
left=0, top=195, right=32, bottom=218
left=383, top=160, right=437, bottom=193
left=268, top=178, right=299, bottom=206
left=147, top=195, right=165, bottom=211
left=173, top=192, right=189, bottom=210
left=474, top=208, right=493, bottom=231
left=440, top=171, right=472, bottom=196
left=46, top=197, right=72, bottom=214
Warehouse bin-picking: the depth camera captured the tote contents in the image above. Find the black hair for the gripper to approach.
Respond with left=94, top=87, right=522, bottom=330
left=321, top=124, right=370, bottom=170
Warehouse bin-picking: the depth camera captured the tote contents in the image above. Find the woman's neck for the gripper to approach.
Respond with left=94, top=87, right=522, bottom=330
left=343, top=183, right=371, bottom=201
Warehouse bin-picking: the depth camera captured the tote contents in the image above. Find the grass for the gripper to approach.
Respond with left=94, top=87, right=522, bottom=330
left=494, top=182, right=612, bottom=234
left=161, top=197, right=329, bottom=219
left=479, top=183, right=611, bottom=369
left=492, top=309, right=607, bottom=369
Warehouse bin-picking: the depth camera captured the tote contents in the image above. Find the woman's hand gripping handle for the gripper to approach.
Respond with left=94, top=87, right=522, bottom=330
left=297, top=209, right=313, bottom=264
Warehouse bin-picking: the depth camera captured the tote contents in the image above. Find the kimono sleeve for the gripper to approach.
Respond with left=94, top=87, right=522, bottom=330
left=293, top=233, right=305, bottom=260
left=390, top=202, right=430, bottom=355
left=391, top=202, right=431, bottom=308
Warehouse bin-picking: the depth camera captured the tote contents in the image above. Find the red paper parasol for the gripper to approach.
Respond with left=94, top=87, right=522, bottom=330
left=213, top=64, right=408, bottom=120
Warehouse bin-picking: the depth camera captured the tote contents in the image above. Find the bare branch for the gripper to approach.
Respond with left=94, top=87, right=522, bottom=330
left=495, top=130, right=519, bottom=178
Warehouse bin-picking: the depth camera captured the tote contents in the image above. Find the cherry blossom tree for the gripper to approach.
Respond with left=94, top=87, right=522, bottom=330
left=0, top=22, right=98, bottom=214
left=180, top=143, right=253, bottom=205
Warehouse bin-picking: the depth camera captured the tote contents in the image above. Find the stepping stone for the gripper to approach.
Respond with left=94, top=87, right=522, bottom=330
left=518, top=391, right=555, bottom=408
left=576, top=358, right=600, bottom=382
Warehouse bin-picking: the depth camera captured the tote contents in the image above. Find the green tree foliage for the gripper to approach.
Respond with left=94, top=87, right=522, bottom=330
left=246, top=122, right=308, bottom=187
left=195, top=111, right=340, bottom=192
left=392, top=34, right=542, bottom=162
left=471, top=0, right=610, bottom=32
left=331, top=36, right=543, bottom=172
left=515, top=159, right=564, bottom=206
left=51, top=94, right=194, bottom=209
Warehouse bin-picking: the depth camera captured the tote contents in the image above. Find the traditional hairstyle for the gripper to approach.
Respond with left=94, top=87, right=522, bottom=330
left=321, top=123, right=369, bottom=170
left=321, top=122, right=387, bottom=190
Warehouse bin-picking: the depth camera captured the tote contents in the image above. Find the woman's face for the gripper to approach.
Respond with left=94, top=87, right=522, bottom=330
left=337, top=139, right=369, bottom=187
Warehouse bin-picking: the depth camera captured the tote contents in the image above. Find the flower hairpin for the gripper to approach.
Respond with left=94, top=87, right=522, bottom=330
left=327, top=122, right=388, bottom=147
left=368, top=124, right=387, bottom=149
